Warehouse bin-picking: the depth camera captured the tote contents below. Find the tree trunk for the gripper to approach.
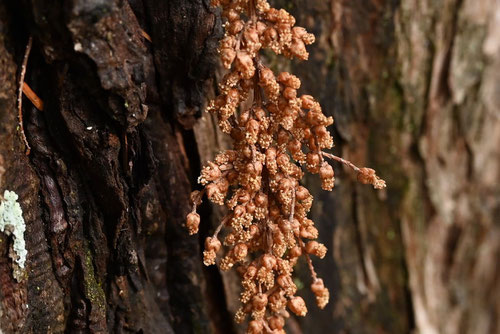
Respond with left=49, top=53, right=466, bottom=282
left=0, top=1, right=498, bottom=334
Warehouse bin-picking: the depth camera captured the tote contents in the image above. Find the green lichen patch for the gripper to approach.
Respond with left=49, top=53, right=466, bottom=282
left=0, top=190, right=27, bottom=273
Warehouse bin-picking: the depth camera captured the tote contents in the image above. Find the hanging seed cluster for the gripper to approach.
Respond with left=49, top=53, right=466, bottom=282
left=187, top=0, right=386, bottom=333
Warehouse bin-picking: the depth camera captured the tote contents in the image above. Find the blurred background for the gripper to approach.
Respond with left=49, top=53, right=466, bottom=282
left=0, top=0, right=498, bottom=333
left=195, top=0, right=500, bottom=332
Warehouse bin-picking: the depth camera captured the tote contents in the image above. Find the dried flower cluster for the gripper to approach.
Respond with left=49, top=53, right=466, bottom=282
left=187, top=0, right=386, bottom=332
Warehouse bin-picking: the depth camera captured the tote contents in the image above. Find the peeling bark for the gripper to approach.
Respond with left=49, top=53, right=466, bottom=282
left=0, top=0, right=498, bottom=333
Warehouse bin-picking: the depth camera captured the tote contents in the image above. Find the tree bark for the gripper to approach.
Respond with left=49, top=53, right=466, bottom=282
left=0, top=1, right=498, bottom=334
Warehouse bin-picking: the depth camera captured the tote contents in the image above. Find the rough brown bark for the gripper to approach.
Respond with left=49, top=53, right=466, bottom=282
left=0, top=0, right=498, bottom=334
left=266, top=0, right=499, bottom=333
left=0, top=0, right=224, bottom=333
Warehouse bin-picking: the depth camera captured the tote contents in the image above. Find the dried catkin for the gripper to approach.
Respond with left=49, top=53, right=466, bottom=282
left=187, top=1, right=386, bottom=332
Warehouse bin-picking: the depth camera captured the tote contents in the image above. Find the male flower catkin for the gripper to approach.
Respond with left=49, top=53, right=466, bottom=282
left=187, top=0, right=386, bottom=332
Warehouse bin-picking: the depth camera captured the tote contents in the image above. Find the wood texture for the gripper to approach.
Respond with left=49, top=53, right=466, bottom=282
left=0, top=0, right=498, bottom=333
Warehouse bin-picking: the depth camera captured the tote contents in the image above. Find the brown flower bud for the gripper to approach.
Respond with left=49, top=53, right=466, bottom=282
left=234, top=243, right=248, bottom=260
left=287, top=139, right=301, bottom=154
left=288, top=296, right=307, bottom=316
left=224, top=232, right=236, bottom=246
left=308, top=136, right=318, bottom=151
left=314, top=125, right=328, bottom=137
left=246, top=119, right=260, bottom=143
left=290, top=38, right=308, bottom=60
left=261, top=254, right=277, bottom=269
left=266, top=147, right=277, bottom=160
left=249, top=224, right=259, bottom=236
left=238, top=190, right=251, bottom=203
left=319, top=162, right=334, bottom=179
left=234, top=205, right=246, bottom=217
left=300, top=225, right=319, bottom=239
left=227, top=88, right=239, bottom=103
left=277, top=72, right=301, bottom=89
left=228, top=20, right=244, bottom=34
left=256, top=21, right=267, bottom=35
left=301, top=95, right=315, bottom=109
left=292, top=26, right=308, bottom=39
left=310, top=278, right=325, bottom=294
left=266, top=8, right=279, bottom=22
left=283, top=87, right=297, bottom=100
left=217, top=178, right=230, bottom=193
left=246, top=200, right=256, bottom=214
left=306, top=152, right=321, bottom=173
left=239, top=109, right=251, bottom=125
left=277, top=274, right=293, bottom=290
left=235, top=51, right=255, bottom=79
left=266, top=102, right=279, bottom=114
left=278, top=178, right=293, bottom=191
left=263, top=27, right=278, bottom=41
left=246, top=162, right=257, bottom=175
left=206, top=183, right=221, bottom=201
left=305, top=241, right=327, bottom=259
left=244, top=265, right=258, bottom=279
left=203, top=250, right=216, bottom=266
left=221, top=48, right=236, bottom=68
left=247, top=320, right=264, bottom=334
left=269, top=315, right=285, bottom=330
left=307, top=110, right=326, bottom=126
left=205, top=237, right=221, bottom=252
left=311, top=278, right=330, bottom=309
left=278, top=219, right=292, bottom=234
left=277, top=129, right=289, bottom=146
left=225, top=9, right=239, bottom=22
left=255, top=192, right=268, bottom=206
left=219, top=36, right=235, bottom=49
left=252, top=293, right=268, bottom=310
left=189, top=190, right=202, bottom=206
left=295, top=186, right=310, bottom=201
left=289, top=245, right=302, bottom=258
left=266, top=147, right=278, bottom=173
left=254, top=107, right=266, bottom=121
left=214, top=95, right=225, bottom=108
left=276, top=153, right=289, bottom=166
left=186, top=212, right=200, bottom=235
left=359, top=167, right=376, bottom=185
left=242, top=146, right=253, bottom=158
left=302, top=129, right=312, bottom=140
left=259, top=66, right=275, bottom=83
left=357, top=167, right=386, bottom=189
left=244, top=27, right=260, bottom=45
left=320, top=162, right=335, bottom=191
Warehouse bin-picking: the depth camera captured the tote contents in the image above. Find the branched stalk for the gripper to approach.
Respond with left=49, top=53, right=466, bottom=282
left=186, top=1, right=386, bottom=332
left=17, top=36, right=33, bottom=155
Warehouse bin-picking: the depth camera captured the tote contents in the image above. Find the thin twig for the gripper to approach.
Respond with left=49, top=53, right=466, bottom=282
left=122, top=131, right=129, bottom=174
left=191, top=189, right=206, bottom=213
left=321, top=151, right=360, bottom=172
left=290, top=188, right=317, bottom=280
left=213, top=214, right=231, bottom=239
left=140, top=29, right=152, bottom=42
left=298, top=238, right=318, bottom=280
left=22, top=82, right=44, bottom=111
left=288, top=188, right=296, bottom=222
left=264, top=285, right=278, bottom=296
left=17, top=36, right=33, bottom=155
